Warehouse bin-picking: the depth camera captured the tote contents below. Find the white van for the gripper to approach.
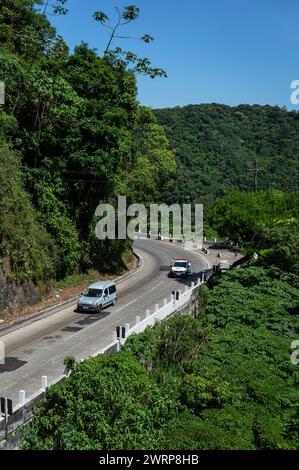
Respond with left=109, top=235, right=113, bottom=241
left=77, top=281, right=117, bottom=313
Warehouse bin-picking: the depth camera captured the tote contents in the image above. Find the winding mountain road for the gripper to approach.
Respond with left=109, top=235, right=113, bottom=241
left=0, top=239, right=209, bottom=406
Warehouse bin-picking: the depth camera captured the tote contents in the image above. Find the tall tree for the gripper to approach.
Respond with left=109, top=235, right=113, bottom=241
left=93, top=4, right=167, bottom=78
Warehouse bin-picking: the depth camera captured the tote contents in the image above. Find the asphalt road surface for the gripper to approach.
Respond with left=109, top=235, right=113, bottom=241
left=0, top=239, right=209, bottom=406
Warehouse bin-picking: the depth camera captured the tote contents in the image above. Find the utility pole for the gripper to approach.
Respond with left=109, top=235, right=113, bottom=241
left=247, top=160, right=263, bottom=193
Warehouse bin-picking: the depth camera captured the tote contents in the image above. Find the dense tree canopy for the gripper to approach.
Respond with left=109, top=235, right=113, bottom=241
left=209, top=190, right=299, bottom=274
left=155, top=104, right=299, bottom=207
left=0, top=139, right=53, bottom=282
left=0, top=1, right=175, bottom=295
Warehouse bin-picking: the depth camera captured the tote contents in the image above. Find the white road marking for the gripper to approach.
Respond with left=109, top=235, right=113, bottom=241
left=114, top=299, right=138, bottom=313
left=144, top=280, right=164, bottom=296
left=194, top=251, right=211, bottom=269
left=113, top=278, right=164, bottom=315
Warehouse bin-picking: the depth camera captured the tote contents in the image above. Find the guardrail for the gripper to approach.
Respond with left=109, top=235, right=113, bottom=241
left=0, top=264, right=215, bottom=446
left=120, top=283, right=198, bottom=343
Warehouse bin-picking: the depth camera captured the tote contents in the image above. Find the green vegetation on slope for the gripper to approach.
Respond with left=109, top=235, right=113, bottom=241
left=0, top=1, right=175, bottom=315
left=209, top=190, right=299, bottom=274
left=155, top=104, right=299, bottom=206
left=0, top=139, right=53, bottom=282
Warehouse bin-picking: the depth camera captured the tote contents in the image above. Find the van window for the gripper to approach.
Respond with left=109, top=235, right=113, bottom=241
left=109, top=285, right=116, bottom=295
left=104, top=288, right=108, bottom=297
left=84, top=288, right=102, bottom=298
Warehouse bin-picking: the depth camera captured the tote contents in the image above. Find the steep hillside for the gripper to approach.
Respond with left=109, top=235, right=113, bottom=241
left=155, top=104, right=299, bottom=206
left=0, top=1, right=175, bottom=318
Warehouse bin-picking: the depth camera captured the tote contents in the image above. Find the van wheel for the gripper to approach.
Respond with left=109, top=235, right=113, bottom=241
left=97, top=304, right=102, bottom=313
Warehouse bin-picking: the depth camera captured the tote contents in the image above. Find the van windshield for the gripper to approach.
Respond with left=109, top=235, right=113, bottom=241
left=174, top=261, right=188, bottom=268
left=84, top=288, right=102, bottom=298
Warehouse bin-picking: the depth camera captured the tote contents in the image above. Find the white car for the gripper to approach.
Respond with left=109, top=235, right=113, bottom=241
left=169, top=259, right=192, bottom=278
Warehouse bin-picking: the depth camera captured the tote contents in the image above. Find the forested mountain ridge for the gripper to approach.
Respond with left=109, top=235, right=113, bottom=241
left=155, top=104, right=299, bottom=205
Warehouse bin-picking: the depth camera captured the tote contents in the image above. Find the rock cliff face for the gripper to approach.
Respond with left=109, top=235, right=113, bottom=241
left=0, top=261, right=40, bottom=320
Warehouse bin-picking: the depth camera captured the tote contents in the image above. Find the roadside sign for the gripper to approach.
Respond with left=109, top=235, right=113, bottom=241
left=116, top=326, right=126, bottom=339
left=1, top=397, right=13, bottom=418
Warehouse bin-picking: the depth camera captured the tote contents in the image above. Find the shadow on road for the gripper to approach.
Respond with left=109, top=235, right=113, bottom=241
left=0, top=357, right=27, bottom=373
left=167, top=270, right=203, bottom=288
left=74, top=311, right=111, bottom=325
left=160, top=265, right=171, bottom=272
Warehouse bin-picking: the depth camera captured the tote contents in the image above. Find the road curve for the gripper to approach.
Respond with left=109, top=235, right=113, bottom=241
left=0, top=239, right=208, bottom=405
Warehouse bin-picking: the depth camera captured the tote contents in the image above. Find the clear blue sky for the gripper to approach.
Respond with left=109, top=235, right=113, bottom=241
left=49, top=0, right=299, bottom=109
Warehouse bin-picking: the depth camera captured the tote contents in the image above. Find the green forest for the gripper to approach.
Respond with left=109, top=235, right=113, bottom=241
left=0, top=0, right=175, bottom=316
left=155, top=104, right=299, bottom=206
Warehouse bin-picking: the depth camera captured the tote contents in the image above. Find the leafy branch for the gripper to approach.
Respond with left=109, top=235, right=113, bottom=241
left=11, top=0, right=69, bottom=117
left=93, top=5, right=166, bottom=78
left=38, top=0, right=69, bottom=16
